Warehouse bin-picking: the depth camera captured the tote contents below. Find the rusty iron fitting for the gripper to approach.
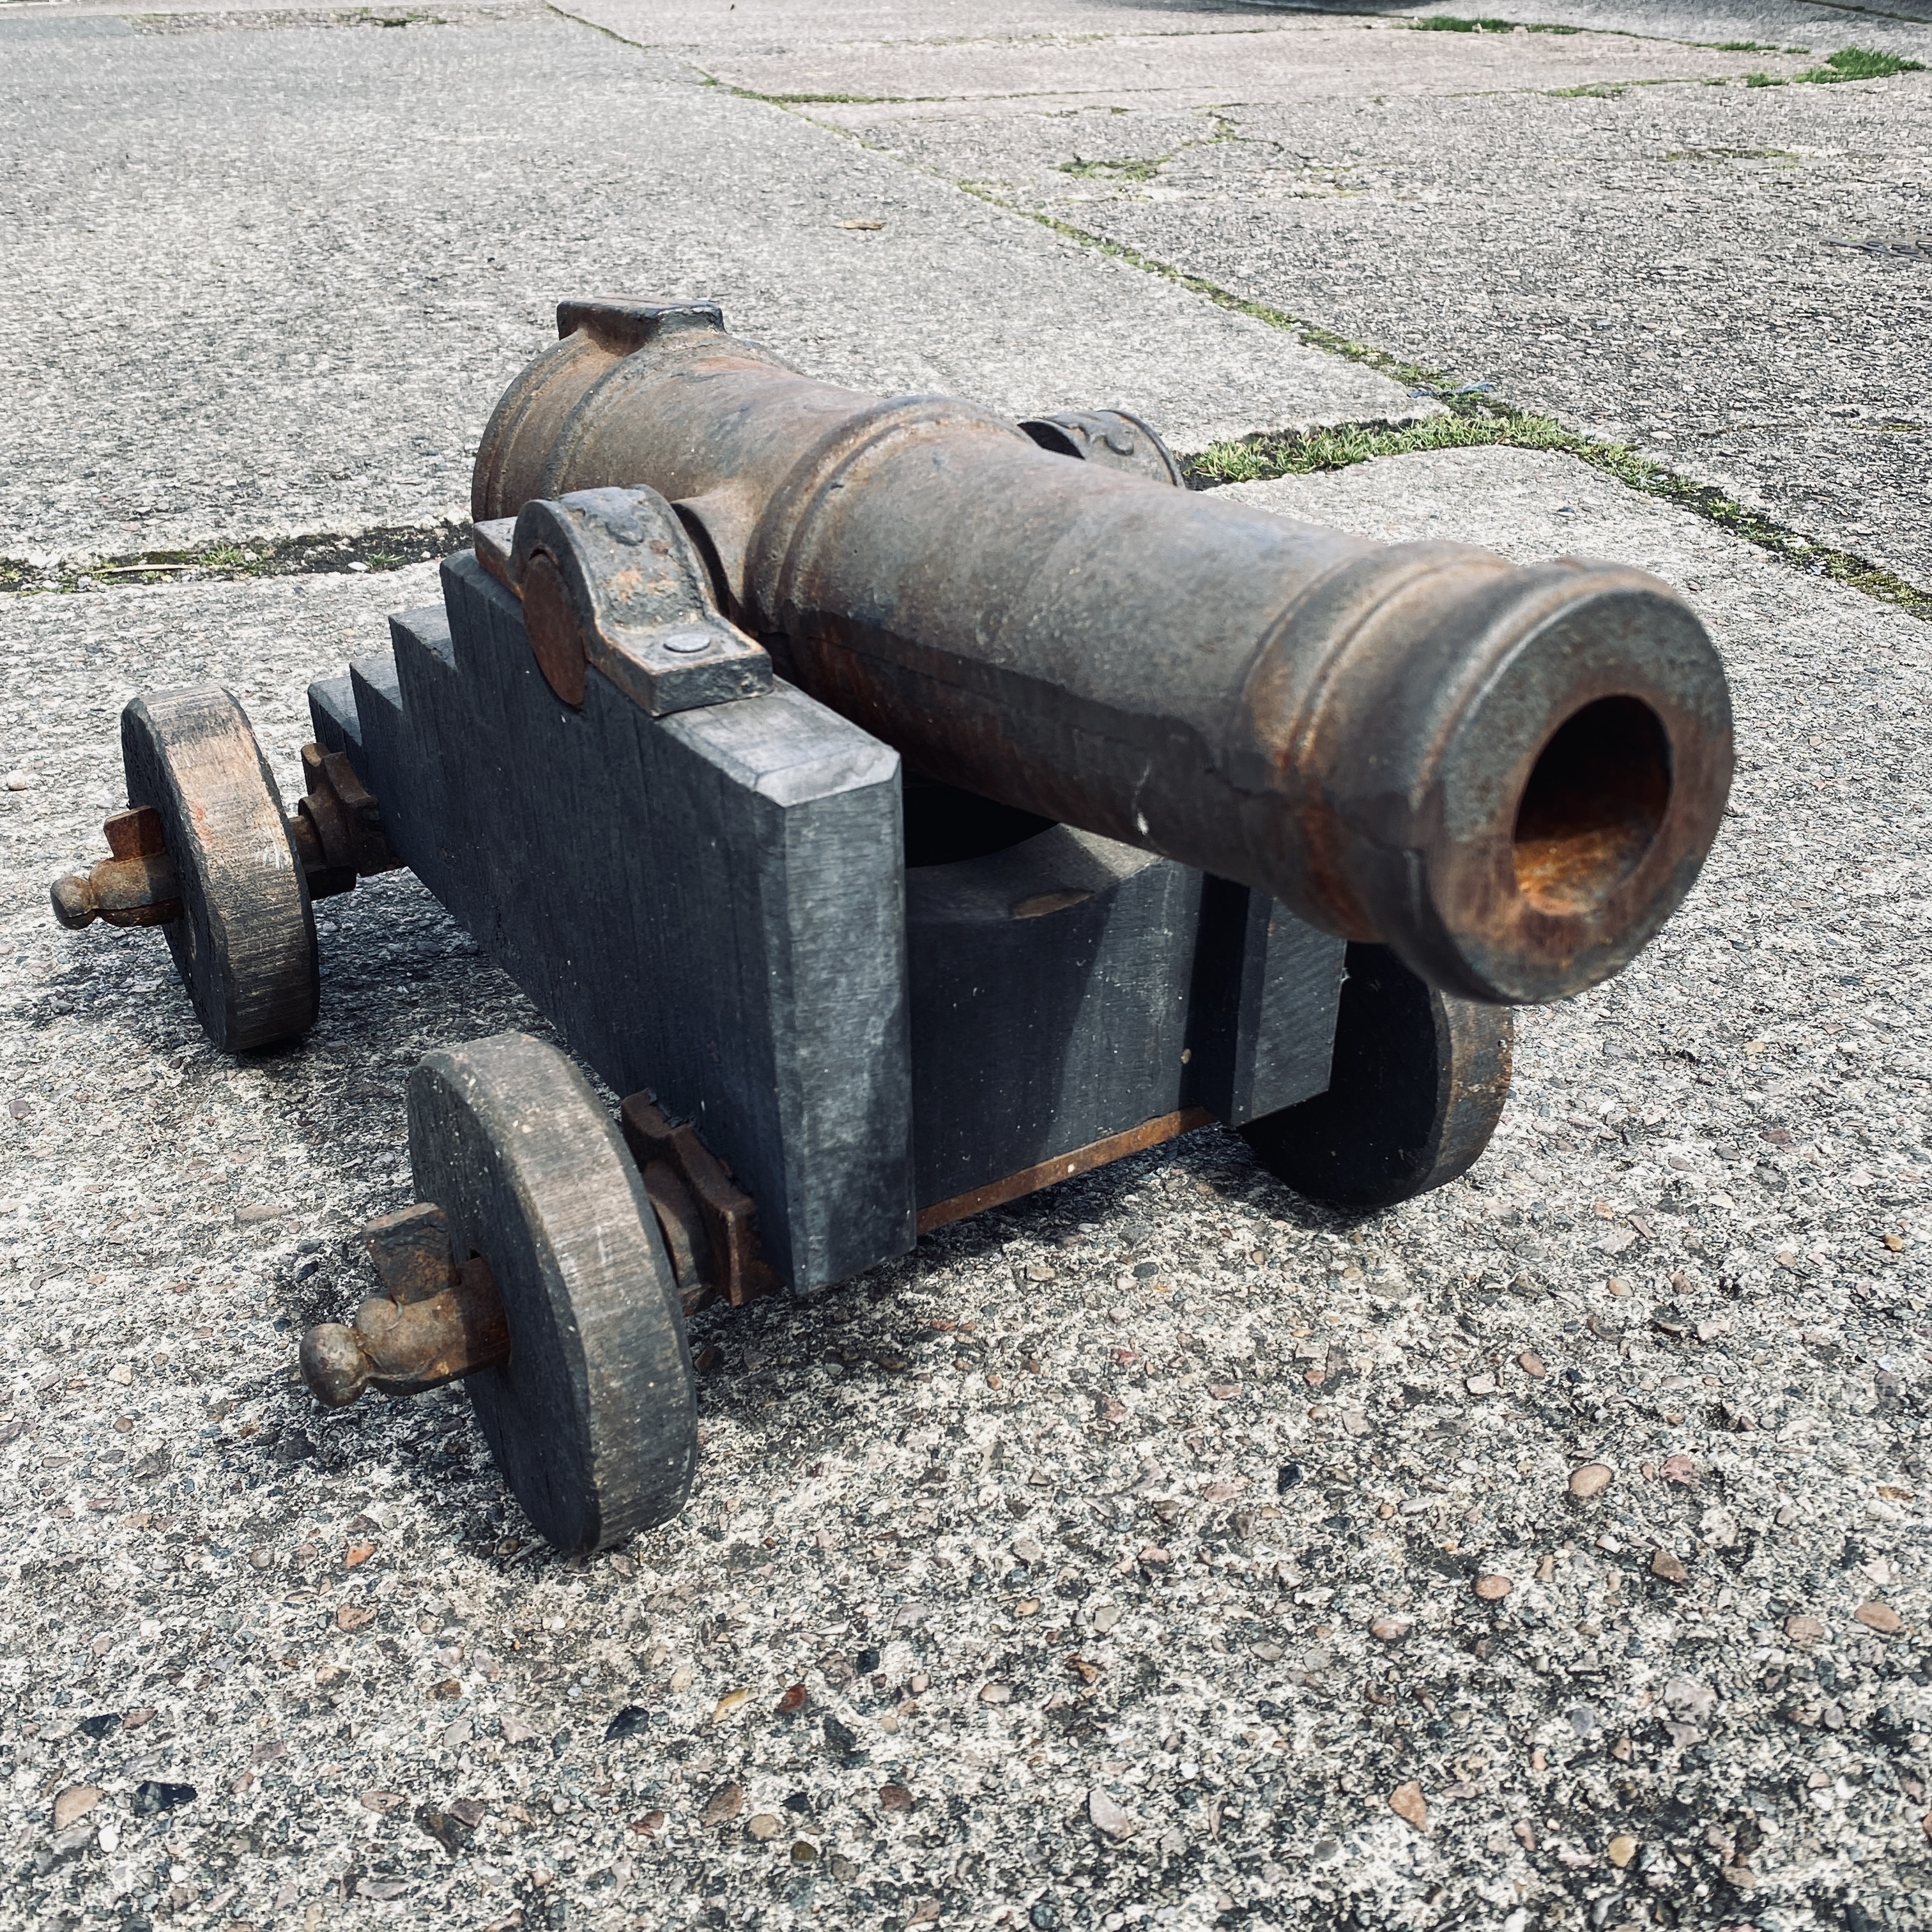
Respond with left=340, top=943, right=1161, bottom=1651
left=286, top=742, right=401, bottom=900
left=491, top=487, right=773, bottom=715
left=1019, top=408, right=1184, bottom=486
left=50, top=806, right=183, bottom=930
left=58, top=752, right=399, bottom=931
left=299, top=1202, right=509, bottom=1406
left=474, top=299, right=1733, bottom=1006
left=619, top=1089, right=781, bottom=1312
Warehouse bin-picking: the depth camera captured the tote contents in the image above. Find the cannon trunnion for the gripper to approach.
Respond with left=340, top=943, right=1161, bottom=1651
left=50, top=298, right=1730, bottom=1551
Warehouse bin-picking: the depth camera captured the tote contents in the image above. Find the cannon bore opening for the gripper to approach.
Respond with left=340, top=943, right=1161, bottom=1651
left=1512, top=696, right=1671, bottom=917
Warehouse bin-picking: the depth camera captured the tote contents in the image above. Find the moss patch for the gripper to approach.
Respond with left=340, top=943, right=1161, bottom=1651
left=1662, top=147, right=1796, bottom=162
left=1184, top=414, right=1545, bottom=484
left=1403, top=12, right=1584, bottom=29
left=758, top=91, right=931, bottom=104
left=1, top=521, right=471, bottom=597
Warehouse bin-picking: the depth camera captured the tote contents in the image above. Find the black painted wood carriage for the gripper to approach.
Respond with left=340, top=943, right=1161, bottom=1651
left=52, top=300, right=1731, bottom=1551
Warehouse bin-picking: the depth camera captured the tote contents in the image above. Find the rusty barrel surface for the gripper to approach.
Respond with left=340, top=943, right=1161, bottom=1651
left=475, top=298, right=1733, bottom=1007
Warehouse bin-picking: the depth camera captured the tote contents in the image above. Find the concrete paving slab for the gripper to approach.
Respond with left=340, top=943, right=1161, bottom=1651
left=0, top=10, right=132, bottom=29
left=552, top=0, right=1932, bottom=59
left=548, top=0, right=1360, bottom=54
left=2, top=439, right=1928, bottom=1925
left=813, top=60, right=1932, bottom=586
left=0, top=12, right=1414, bottom=565
left=683, top=13, right=1832, bottom=106
left=0, top=0, right=546, bottom=19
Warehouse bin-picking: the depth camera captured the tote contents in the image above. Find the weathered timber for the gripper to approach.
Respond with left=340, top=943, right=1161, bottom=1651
left=1241, top=942, right=1514, bottom=1209
left=905, top=825, right=1343, bottom=1212
left=119, top=686, right=318, bottom=1052
left=406, top=1033, right=694, bottom=1552
left=316, top=554, right=914, bottom=1292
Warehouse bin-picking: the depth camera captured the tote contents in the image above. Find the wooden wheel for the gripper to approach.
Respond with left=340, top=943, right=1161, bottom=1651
left=120, top=686, right=318, bottom=1052
left=407, top=1033, right=697, bottom=1552
left=1241, top=943, right=1513, bottom=1210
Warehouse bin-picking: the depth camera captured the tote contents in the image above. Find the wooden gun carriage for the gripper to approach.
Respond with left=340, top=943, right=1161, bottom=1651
left=53, top=300, right=1732, bottom=1552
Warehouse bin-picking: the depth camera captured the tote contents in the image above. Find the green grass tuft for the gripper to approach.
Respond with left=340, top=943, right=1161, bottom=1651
left=1413, top=15, right=1516, bottom=29
left=1741, top=47, right=1925, bottom=89
left=1796, top=47, right=1925, bottom=82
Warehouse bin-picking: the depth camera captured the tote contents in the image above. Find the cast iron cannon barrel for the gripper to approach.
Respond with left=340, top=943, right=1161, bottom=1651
left=475, top=298, right=1733, bottom=1006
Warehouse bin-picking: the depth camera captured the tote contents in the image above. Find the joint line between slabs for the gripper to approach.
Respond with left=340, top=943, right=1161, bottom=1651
left=17, top=46, right=1924, bottom=618
left=982, top=197, right=1929, bottom=620
left=716, top=75, right=1931, bottom=620
left=1, top=523, right=473, bottom=597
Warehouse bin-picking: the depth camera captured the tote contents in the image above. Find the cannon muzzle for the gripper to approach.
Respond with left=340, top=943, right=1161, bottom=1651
left=474, top=298, right=1732, bottom=1006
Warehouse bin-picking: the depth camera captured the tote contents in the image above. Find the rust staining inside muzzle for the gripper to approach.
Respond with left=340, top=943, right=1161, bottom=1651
left=1512, top=696, right=1673, bottom=918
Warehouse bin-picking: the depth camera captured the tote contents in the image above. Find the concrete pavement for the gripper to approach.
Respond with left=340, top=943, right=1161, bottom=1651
left=2, top=4, right=1928, bottom=1931
left=707, top=10, right=1932, bottom=585
left=0, top=1, right=1413, bottom=563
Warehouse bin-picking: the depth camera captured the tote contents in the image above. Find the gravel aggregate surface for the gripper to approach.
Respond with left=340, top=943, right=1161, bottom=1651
left=4, top=0, right=1930, bottom=1926
left=0, top=8, right=1410, bottom=565
left=3, top=443, right=1929, bottom=1928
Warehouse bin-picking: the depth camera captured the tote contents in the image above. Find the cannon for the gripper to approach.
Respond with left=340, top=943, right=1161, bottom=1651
left=51, top=299, right=1733, bottom=1552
